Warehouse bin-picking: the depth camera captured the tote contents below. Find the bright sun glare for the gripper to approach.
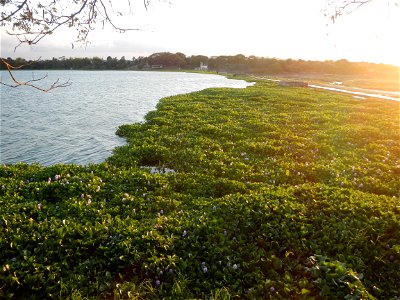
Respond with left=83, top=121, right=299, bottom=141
left=1, top=0, right=399, bottom=66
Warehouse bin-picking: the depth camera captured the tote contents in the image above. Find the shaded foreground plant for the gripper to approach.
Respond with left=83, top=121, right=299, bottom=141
left=1, top=79, right=399, bottom=299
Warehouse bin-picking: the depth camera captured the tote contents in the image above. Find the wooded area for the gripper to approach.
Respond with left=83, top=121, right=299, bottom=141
left=1, top=52, right=398, bottom=78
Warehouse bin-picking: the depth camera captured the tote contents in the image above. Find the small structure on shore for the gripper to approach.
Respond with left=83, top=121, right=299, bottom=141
left=195, top=62, right=208, bottom=71
left=278, top=81, right=308, bottom=87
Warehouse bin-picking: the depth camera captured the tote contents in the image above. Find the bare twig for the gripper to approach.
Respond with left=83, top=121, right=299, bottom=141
left=2, top=0, right=141, bottom=48
left=324, top=0, right=376, bottom=22
left=98, top=0, right=139, bottom=32
left=0, top=0, right=28, bottom=22
left=1, top=58, right=72, bottom=92
left=1, top=0, right=149, bottom=91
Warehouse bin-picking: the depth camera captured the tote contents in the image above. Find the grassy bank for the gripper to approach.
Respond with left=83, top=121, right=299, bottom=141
left=1, top=80, right=399, bottom=299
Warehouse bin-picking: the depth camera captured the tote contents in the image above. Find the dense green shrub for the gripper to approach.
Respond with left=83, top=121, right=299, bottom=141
left=1, top=80, right=399, bottom=299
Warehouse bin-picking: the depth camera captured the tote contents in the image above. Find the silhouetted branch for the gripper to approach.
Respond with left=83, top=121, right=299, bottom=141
left=1, top=0, right=142, bottom=48
left=1, top=0, right=150, bottom=91
left=324, top=0, right=376, bottom=22
left=1, top=58, right=72, bottom=92
left=0, top=0, right=28, bottom=22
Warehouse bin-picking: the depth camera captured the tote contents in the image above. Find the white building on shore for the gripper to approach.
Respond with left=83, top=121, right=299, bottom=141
left=195, top=62, right=208, bottom=71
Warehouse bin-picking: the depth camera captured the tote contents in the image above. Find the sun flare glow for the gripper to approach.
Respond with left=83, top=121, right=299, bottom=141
left=1, top=0, right=399, bottom=66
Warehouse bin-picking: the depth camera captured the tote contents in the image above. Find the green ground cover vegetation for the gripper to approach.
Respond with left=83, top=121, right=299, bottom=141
left=1, top=79, right=399, bottom=299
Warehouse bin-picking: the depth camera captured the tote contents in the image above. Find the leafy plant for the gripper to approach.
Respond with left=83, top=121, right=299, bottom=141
left=1, top=79, right=399, bottom=299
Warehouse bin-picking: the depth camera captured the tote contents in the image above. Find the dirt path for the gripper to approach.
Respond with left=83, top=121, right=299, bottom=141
left=308, top=83, right=400, bottom=101
left=260, top=77, right=399, bottom=101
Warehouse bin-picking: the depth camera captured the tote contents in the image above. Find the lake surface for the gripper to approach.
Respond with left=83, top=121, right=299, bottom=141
left=1, top=70, right=252, bottom=165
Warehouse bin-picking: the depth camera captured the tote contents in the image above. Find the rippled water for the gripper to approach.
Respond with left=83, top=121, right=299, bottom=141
left=1, top=70, right=251, bottom=165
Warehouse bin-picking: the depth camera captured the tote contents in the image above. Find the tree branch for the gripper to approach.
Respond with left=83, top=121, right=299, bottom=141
left=324, top=0, right=376, bottom=22
left=2, top=0, right=141, bottom=48
left=0, top=0, right=150, bottom=91
left=0, top=0, right=28, bottom=22
left=1, top=58, right=72, bottom=92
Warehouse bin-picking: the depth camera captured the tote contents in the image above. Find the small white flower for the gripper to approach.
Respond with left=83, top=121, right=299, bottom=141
left=233, top=264, right=238, bottom=270
left=202, top=266, right=208, bottom=273
left=182, top=230, right=187, bottom=237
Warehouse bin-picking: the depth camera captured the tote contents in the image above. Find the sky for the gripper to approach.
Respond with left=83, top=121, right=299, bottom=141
left=1, top=0, right=400, bottom=65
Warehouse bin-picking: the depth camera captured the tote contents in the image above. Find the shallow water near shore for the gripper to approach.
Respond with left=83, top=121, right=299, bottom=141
left=0, top=70, right=251, bottom=165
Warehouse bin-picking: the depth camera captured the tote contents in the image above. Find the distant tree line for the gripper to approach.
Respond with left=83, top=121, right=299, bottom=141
left=1, top=52, right=397, bottom=77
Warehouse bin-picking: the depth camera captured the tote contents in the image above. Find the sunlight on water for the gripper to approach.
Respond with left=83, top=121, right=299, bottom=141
left=0, top=70, right=252, bottom=165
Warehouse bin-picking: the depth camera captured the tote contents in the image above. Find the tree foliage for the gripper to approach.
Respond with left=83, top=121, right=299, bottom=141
left=1, top=53, right=397, bottom=78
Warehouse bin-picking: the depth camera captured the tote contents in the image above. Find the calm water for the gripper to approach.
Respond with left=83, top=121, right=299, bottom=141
left=1, top=70, right=252, bottom=165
